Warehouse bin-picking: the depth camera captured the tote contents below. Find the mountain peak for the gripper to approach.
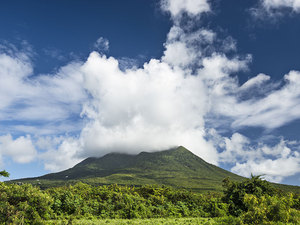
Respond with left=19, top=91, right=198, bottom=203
left=172, top=145, right=193, bottom=154
left=32, top=146, right=245, bottom=192
left=14, top=146, right=300, bottom=193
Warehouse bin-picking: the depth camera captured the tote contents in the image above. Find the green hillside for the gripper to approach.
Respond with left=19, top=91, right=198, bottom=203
left=15, top=146, right=300, bottom=193
left=15, top=146, right=244, bottom=192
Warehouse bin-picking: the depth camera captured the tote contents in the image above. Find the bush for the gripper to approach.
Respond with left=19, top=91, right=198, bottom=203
left=222, top=175, right=276, bottom=216
left=0, top=182, right=53, bottom=224
left=240, top=193, right=300, bottom=224
left=0, top=179, right=299, bottom=223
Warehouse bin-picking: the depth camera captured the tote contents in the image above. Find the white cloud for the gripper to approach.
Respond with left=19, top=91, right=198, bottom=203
left=162, top=26, right=216, bottom=67
left=94, top=37, right=109, bottom=52
left=232, top=154, right=300, bottom=183
left=161, top=0, right=210, bottom=19
left=163, top=41, right=194, bottom=67
left=0, top=51, right=87, bottom=135
left=39, top=45, right=250, bottom=170
left=0, top=53, right=32, bottom=110
left=215, top=133, right=300, bottom=183
left=55, top=25, right=300, bottom=182
left=229, top=70, right=300, bottom=129
left=39, top=137, right=83, bottom=172
left=239, top=73, right=270, bottom=91
left=251, top=0, right=300, bottom=19
left=261, top=0, right=300, bottom=12
left=78, top=52, right=218, bottom=164
left=0, top=134, right=37, bottom=163
left=219, top=133, right=252, bottom=163
left=199, top=54, right=250, bottom=81
left=3, top=26, right=297, bottom=177
left=1, top=1, right=300, bottom=186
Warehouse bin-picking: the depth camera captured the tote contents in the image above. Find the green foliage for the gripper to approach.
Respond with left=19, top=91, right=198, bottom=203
left=291, top=193, right=300, bottom=210
left=222, top=175, right=300, bottom=224
left=0, top=170, right=9, bottom=177
left=0, top=182, right=53, bottom=224
left=241, top=193, right=300, bottom=224
left=15, top=146, right=245, bottom=192
left=222, top=175, right=276, bottom=216
left=12, top=147, right=300, bottom=195
left=45, top=217, right=215, bottom=225
left=46, top=183, right=223, bottom=219
left=213, top=216, right=243, bottom=225
left=0, top=175, right=299, bottom=224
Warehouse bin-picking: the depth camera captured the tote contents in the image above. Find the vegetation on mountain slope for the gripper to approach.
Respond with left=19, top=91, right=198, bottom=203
left=15, top=146, right=300, bottom=194
left=16, top=147, right=245, bottom=192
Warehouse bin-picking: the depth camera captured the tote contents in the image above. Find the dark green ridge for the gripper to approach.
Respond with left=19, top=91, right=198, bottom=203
left=12, top=146, right=300, bottom=193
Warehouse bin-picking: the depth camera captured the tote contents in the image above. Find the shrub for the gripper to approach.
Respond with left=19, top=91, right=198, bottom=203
left=222, top=175, right=276, bottom=216
left=241, top=193, right=300, bottom=224
left=0, top=182, right=53, bottom=224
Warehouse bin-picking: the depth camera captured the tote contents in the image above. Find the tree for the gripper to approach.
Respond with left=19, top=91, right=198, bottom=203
left=222, top=175, right=276, bottom=216
left=0, top=170, right=9, bottom=177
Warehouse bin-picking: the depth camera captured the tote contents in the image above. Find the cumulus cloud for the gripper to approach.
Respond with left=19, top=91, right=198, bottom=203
left=232, top=158, right=300, bottom=183
left=213, top=132, right=300, bottom=182
left=2, top=26, right=299, bottom=180
left=0, top=134, right=37, bottom=164
left=261, top=0, right=300, bottom=12
left=162, top=26, right=216, bottom=67
left=1, top=0, right=300, bottom=185
left=77, top=52, right=218, bottom=164
left=251, top=0, right=300, bottom=19
left=231, top=147, right=300, bottom=183
left=39, top=46, right=251, bottom=171
left=161, top=0, right=210, bottom=19
left=39, top=137, right=83, bottom=171
left=24, top=41, right=300, bottom=180
left=34, top=42, right=250, bottom=171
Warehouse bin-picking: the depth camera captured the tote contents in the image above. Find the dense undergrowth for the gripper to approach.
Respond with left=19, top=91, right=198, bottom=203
left=0, top=176, right=299, bottom=224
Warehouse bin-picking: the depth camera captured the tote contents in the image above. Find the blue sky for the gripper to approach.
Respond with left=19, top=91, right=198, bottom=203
left=0, top=0, right=300, bottom=186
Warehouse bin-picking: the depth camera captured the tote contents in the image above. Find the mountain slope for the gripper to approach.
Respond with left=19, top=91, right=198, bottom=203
left=16, top=146, right=300, bottom=193
left=18, top=146, right=243, bottom=192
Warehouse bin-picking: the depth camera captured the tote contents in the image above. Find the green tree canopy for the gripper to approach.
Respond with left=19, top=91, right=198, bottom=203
left=222, top=175, right=276, bottom=216
left=0, top=170, right=9, bottom=177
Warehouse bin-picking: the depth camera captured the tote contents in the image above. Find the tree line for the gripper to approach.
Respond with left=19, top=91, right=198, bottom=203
left=0, top=172, right=299, bottom=224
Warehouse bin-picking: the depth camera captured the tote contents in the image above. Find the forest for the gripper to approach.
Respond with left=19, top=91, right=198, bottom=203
left=0, top=170, right=299, bottom=225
